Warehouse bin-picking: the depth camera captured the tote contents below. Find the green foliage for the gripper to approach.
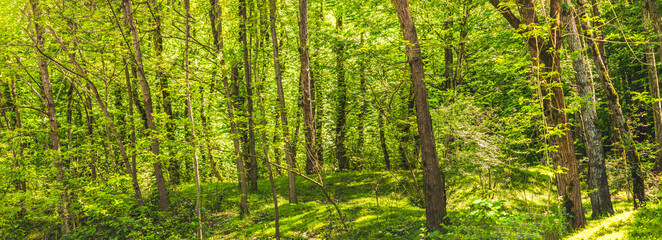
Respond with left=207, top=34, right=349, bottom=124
left=431, top=197, right=565, bottom=240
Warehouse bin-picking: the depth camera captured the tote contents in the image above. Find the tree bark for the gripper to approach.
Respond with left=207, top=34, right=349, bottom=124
left=48, top=27, right=145, bottom=206
left=210, top=0, right=249, bottom=215
left=122, top=0, right=169, bottom=212
left=30, top=0, right=70, bottom=234
left=149, top=0, right=179, bottom=185
left=576, top=0, right=646, bottom=208
left=334, top=15, right=348, bottom=171
left=269, top=0, right=297, bottom=203
left=562, top=2, right=613, bottom=217
left=643, top=0, right=662, bottom=174
left=183, top=1, right=203, bottom=236
left=392, top=0, right=448, bottom=232
left=379, top=110, right=391, bottom=170
left=489, top=0, right=586, bottom=228
left=239, top=0, right=258, bottom=190
left=299, top=0, right=318, bottom=174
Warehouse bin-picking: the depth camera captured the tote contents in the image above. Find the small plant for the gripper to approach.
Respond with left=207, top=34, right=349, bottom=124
left=436, top=197, right=565, bottom=239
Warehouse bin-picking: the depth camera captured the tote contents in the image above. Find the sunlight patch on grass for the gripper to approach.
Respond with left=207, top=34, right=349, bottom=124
left=566, top=210, right=634, bottom=240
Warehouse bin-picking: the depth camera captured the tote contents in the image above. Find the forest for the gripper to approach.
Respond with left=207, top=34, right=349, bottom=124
left=1, top=0, right=662, bottom=239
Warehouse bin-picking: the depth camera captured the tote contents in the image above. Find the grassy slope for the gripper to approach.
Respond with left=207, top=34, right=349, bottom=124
left=173, top=168, right=661, bottom=239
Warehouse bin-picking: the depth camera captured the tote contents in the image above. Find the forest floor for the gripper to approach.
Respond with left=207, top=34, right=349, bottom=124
left=172, top=168, right=662, bottom=239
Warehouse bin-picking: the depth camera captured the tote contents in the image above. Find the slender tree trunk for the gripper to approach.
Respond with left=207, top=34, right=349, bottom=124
left=311, top=0, right=325, bottom=170
left=379, top=111, right=391, bottom=170
left=356, top=35, right=367, bottom=159
left=392, top=0, right=448, bottom=232
left=48, top=26, right=145, bottom=206
left=124, top=58, right=144, bottom=206
left=5, top=77, right=27, bottom=215
left=562, top=2, right=613, bottom=217
left=489, top=0, right=586, bottom=228
left=150, top=0, right=178, bottom=185
left=183, top=1, right=203, bottom=236
left=269, top=0, right=297, bottom=203
left=210, top=0, right=249, bottom=215
left=443, top=20, right=453, bottom=90
left=313, top=69, right=325, bottom=169
left=334, top=15, right=348, bottom=171
left=576, top=0, right=646, bottom=208
left=643, top=0, right=662, bottom=174
left=240, top=0, right=258, bottom=190
left=257, top=62, right=281, bottom=240
left=30, top=0, right=70, bottom=234
left=122, top=0, right=169, bottom=212
left=299, top=0, right=317, bottom=174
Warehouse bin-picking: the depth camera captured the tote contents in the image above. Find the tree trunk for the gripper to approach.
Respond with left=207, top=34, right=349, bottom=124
left=643, top=0, right=662, bottom=174
left=48, top=26, right=146, bottom=206
left=270, top=0, right=297, bottom=203
left=575, top=0, right=646, bottom=208
left=30, top=0, right=70, bottom=233
left=210, top=0, right=249, bottom=215
left=240, top=0, right=258, bottom=190
left=392, top=0, right=448, bottom=232
left=124, top=58, right=145, bottom=207
left=299, top=0, right=317, bottom=174
left=562, top=2, right=613, bottom=217
left=122, top=0, right=169, bottom=212
left=183, top=1, right=203, bottom=236
left=149, top=0, right=179, bottom=185
left=489, top=0, right=586, bottom=228
left=334, top=15, right=348, bottom=171
left=356, top=35, right=367, bottom=159
left=443, top=20, right=453, bottom=90
left=379, top=111, right=391, bottom=170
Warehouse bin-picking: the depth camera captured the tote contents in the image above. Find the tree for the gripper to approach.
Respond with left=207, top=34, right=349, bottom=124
left=642, top=0, right=662, bottom=175
left=299, top=0, right=318, bottom=174
left=182, top=0, right=202, bottom=237
left=576, top=0, right=646, bottom=209
left=269, top=0, right=298, bottom=203
left=29, top=0, right=70, bottom=233
left=489, top=0, right=586, bottom=228
left=561, top=0, right=613, bottom=217
left=122, top=0, right=169, bottom=212
left=392, top=0, right=448, bottom=232
left=209, top=0, right=249, bottom=215
left=239, top=0, right=258, bottom=190
left=334, top=14, right=348, bottom=171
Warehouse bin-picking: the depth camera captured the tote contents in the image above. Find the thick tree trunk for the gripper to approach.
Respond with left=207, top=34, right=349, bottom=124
left=210, top=0, right=249, bottom=215
left=122, top=0, right=169, bottom=212
left=269, top=0, right=297, bottom=203
left=392, top=0, right=448, bottom=232
left=334, top=15, right=348, bottom=171
left=30, top=0, right=70, bottom=234
left=562, top=2, right=613, bottom=217
left=299, top=0, right=318, bottom=174
left=575, top=0, right=646, bottom=208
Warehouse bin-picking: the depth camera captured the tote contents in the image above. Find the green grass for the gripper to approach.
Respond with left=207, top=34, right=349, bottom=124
left=169, top=168, right=661, bottom=239
left=566, top=201, right=662, bottom=240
